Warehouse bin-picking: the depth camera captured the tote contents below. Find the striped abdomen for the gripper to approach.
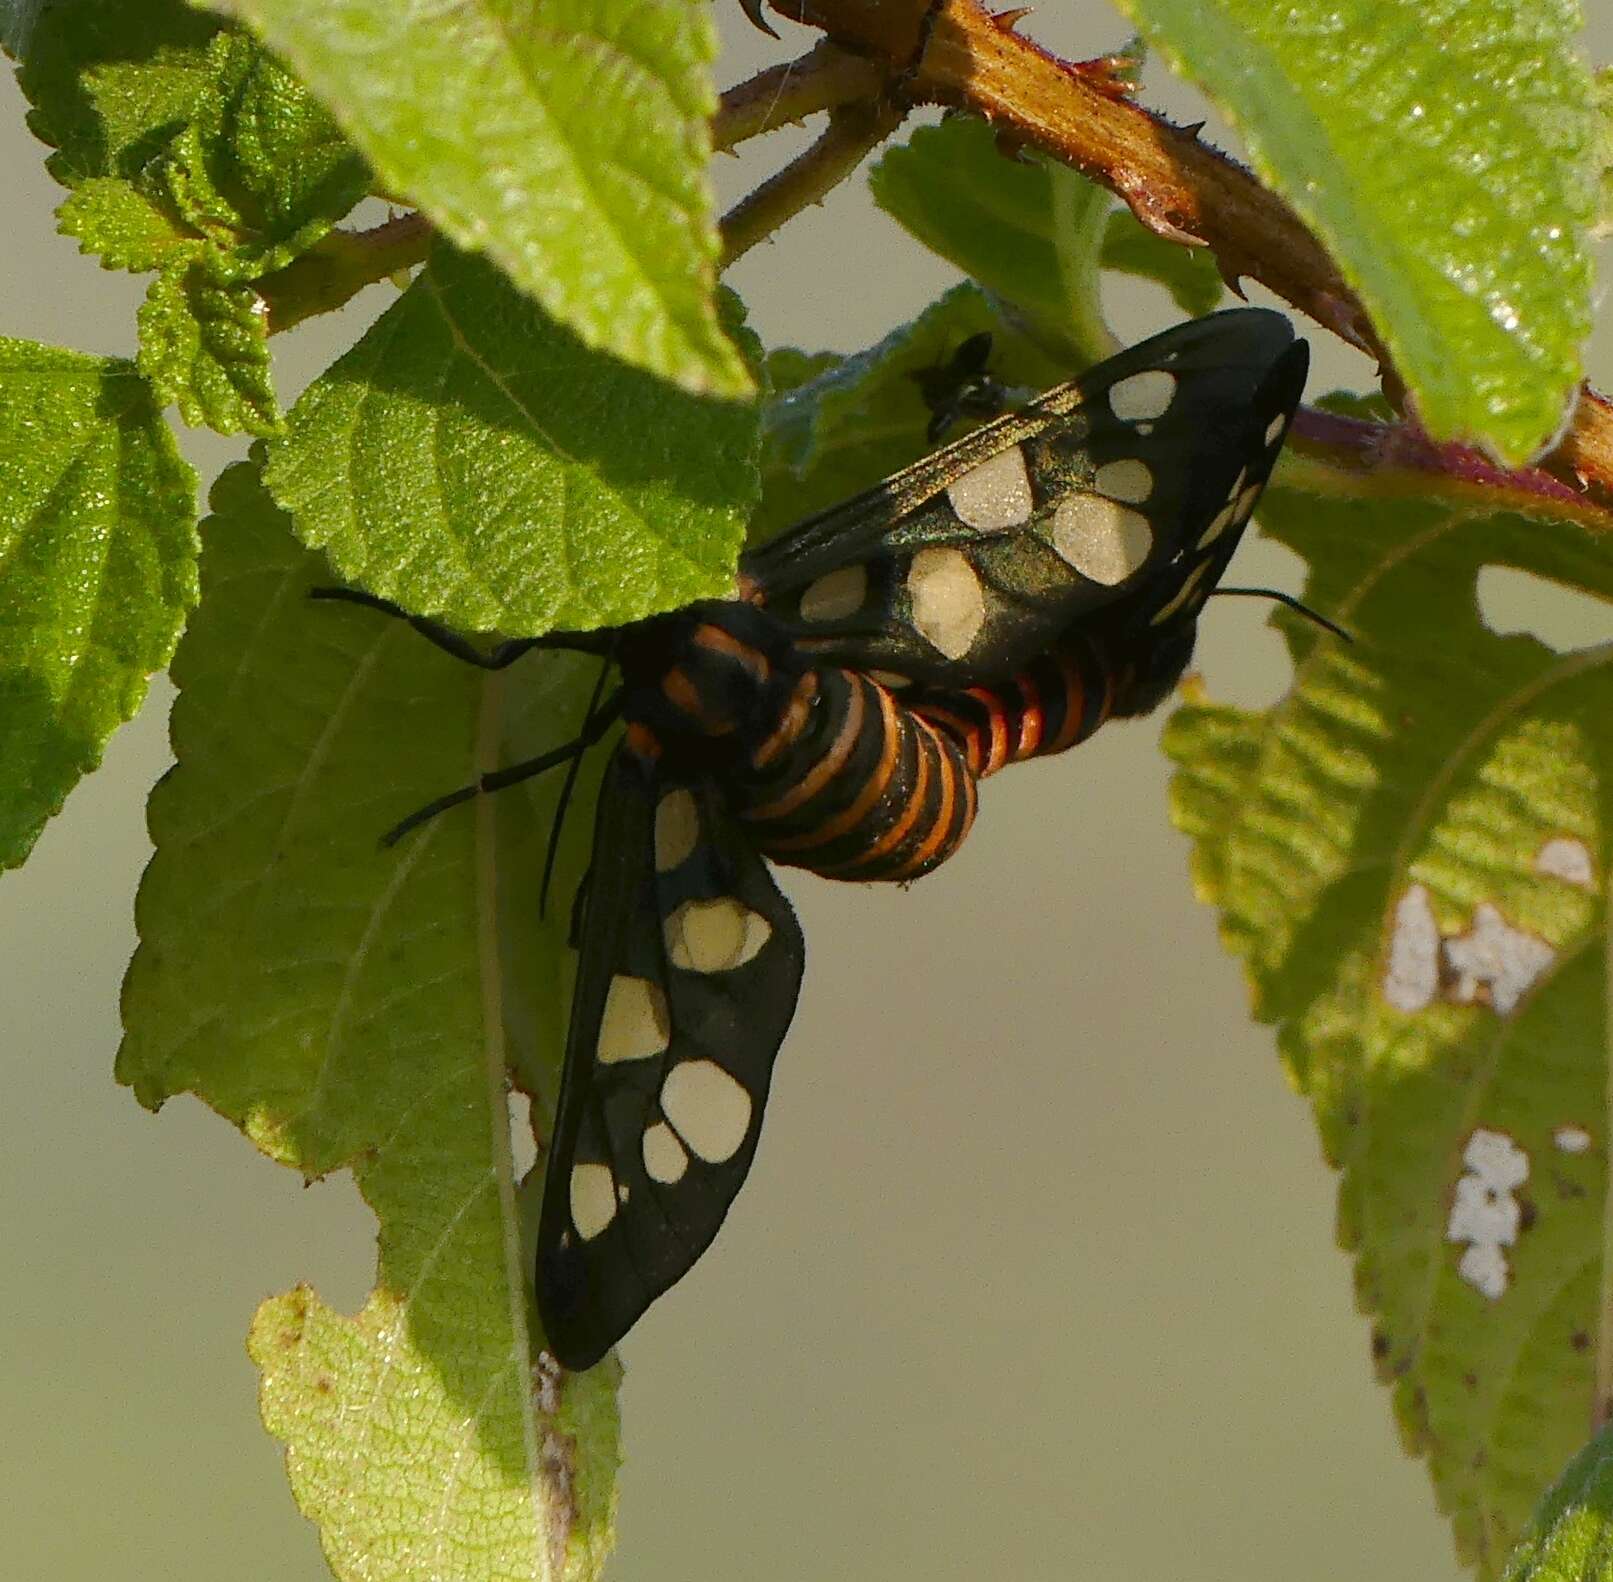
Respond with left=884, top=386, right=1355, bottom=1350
left=735, top=666, right=978, bottom=882
left=911, top=631, right=1116, bottom=783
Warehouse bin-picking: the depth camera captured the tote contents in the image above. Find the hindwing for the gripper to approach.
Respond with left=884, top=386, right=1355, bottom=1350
left=746, top=308, right=1309, bottom=686
left=536, top=742, right=805, bottom=1371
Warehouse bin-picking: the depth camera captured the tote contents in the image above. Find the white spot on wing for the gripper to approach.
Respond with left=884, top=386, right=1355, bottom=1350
left=664, top=897, right=772, bottom=973
left=1093, top=458, right=1154, bottom=503
left=1554, top=1125, right=1593, bottom=1155
left=642, top=1121, right=689, bottom=1183
left=1148, top=560, right=1212, bottom=625
left=1536, top=837, right=1594, bottom=888
left=1442, top=902, right=1554, bottom=1015
left=907, top=546, right=987, bottom=658
left=661, top=1060, right=752, bottom=1163
left=597, top=974, right=671, bottom=1063
left=1108, top=368, right=1176, bottom=422
left=1197, top=500, right=1238, bottom=549
left=799, top=564, right=868, bottom=623
left=1234, top=482, right=1263, bottom=521
left=570, top=1162, right=618, bottom=1240
left=1383, top=884, right=1440, bottom=1012
left=1265, top=412, right=1287, bottom=447
left=945, top=446, right=1034, bottom=530
left=654, top=788, right=700, bottom=872
left=1446, top=1128, right=1530, bottom=1300
left=1050, top=496, right=1152, bottom=586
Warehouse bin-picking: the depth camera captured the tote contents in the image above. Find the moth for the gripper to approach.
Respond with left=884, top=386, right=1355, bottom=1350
left=324, top=308, right=1310, bottom=1370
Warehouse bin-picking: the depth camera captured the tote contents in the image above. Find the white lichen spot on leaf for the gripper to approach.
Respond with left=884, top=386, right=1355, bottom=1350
left=1553, top=1125, right=1593, bottom=1155
left=1384, top=883, right=1440, bottom=1011
left=1443, top=903, right=1556, bottom=1015
left=1535, top=836, right=1596, bottom=888
left=1446, top=1128, right=1530, bottom=1301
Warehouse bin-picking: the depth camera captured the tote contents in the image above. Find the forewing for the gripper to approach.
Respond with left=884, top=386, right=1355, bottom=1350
left=746, top=308, right=1308, bottom=685
left=536, top=744, right=804, bottom=1371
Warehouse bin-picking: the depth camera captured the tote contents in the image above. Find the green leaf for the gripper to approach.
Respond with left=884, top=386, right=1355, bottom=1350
left=1502, top=1424, right=1613, bottom=1582
left=19, top=2, right=369, bottom=432
left=1595, top=67, right=1612, bottom=240
left=137, top=259, right=278, bottom=436
left=0, top=339, right=197, bottom=870
left=757, top=282, right=1067, bottom=540
left=20, top=4, right=367, bottom=275
left=1100, top=208, right=1224, bottom=318
left=1110, top=0, right=1596, bottom=462
left=870, top=114, right=1221, bottom=348
left=266, top=242, right=760, bottom=634
left=1165, top=488, right=1613, bottom=1571
left=205, top=0, right=751, bottom=400
left=119, top=458, right=621, bottom=1581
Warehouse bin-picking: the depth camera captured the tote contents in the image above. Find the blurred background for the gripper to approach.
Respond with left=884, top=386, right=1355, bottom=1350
left=2, top=5, right=1609, bottom=1580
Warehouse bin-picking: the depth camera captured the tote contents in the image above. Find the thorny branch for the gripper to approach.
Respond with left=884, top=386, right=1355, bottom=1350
left=746, top=0, right=1613, bottom=526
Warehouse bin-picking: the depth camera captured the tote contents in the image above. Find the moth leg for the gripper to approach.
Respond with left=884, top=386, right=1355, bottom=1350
left=381, top=688, right=624, bottom=847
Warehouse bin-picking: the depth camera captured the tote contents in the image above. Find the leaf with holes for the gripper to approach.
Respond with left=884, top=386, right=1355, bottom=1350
left=118, top=458, right=620, bottom=1580
left=265, top=243, right=760, bottom=634
left=869, top=114, right=1224, bottom=352
left=0, top=339, right=197, bottom=871
left=1166, top=486, right=1613, bottom=1572
left=204, top=0, right=749, bottom=399
left=1111, top=0, right=1596, bottom=462
left=20, top=2, right=370, bottom=434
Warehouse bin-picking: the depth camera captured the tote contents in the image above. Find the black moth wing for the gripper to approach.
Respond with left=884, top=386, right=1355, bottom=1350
left=536, top=744, right=805, bottom=1372
left=745, top=308, right=1309, bottom=687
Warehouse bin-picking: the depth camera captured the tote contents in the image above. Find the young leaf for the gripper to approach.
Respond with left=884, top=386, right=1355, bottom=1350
left=119, top=459, right=621, bottom=1581
left=1111, top=0, right=1596, bottom=463
left=869, top=114, right=1223, bottom=351
left=137, top=260, right=276, bottom=434
left=266, top=242, right=760, bottom=635
left=205, top=0, right=751, bottom=400
left=1502, top=1423, right=1613, bottom=1582
left=756, top=282, right=1069, bottom=540
left=0, top=339, right=196, bottom=870
left=19, top=1, right=370, bottom=435
left=1166, top=487, right=1613, bottom=1573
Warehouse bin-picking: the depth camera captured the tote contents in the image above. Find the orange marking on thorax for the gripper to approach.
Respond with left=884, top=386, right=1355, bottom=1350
left=625, top=722, right=662, bottom=761
left=692, top=622, right=771, bottom=682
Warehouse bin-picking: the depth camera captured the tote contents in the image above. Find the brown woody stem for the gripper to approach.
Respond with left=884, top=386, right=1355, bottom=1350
left=714, top=41, right=885, bottom=151
left=720, top=98, right=906, bottom=267
left=753, top=0, right=1612, bottom=525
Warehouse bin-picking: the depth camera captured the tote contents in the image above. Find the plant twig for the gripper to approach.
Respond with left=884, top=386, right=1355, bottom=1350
left=714, top=41, right=884, bottom=152
left=1287, top=407, right=1612, bottom=531
left=752, top=0, right=1613, bottom=523
left=260, top=213, right=432, bottom=334
left=720, top=98, right=906, bottom=267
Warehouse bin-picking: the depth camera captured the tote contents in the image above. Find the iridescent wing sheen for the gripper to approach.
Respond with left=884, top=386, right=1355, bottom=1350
left=744, top=308, right=1309, bottom=687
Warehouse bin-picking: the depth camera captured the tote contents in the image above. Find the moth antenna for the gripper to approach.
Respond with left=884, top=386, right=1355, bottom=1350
left=1212, top=586, right=1354, bottom=643
left=540, top=653, right=619, bottom=918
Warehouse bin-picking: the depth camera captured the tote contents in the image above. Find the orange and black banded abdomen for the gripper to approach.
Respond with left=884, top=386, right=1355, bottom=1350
left=734, top=666, right=978, bottom=882
left=911, top=632, right=1116, bottom=783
